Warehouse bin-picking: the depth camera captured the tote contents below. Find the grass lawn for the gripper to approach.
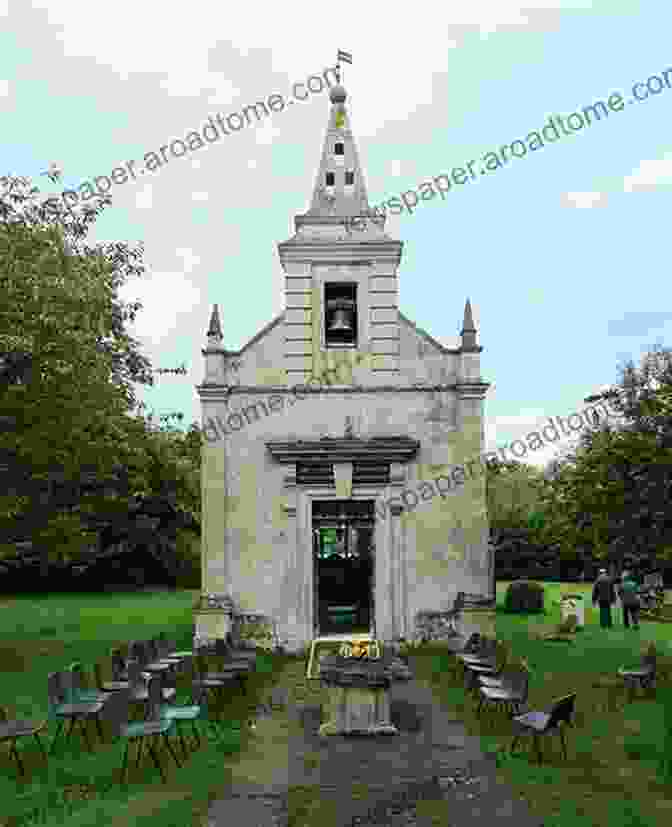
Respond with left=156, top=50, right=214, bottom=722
left=0, top=589, right=284, bottom=827
left=2, top=583, right=671, bottom=827
left=409, top=580, right=672, bottom=827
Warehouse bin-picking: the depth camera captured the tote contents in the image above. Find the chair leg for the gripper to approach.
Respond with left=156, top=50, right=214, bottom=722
left=191, top=720, right=201, bottom=747
left=135, top=737, right=145, bottom=769
left=560, top=728, right=568, bottom=761
left=50, top=721, right=64, bottom=755
left=64, top=717, right=76, bottom=744
left=9, top=740, right=25, bottom=776
left=162, top=733, right=182, bottom=768
left=79, top=718, right=93, bottom=751
left=534, top=734, right=543, bottom=765
left=95, top=714, right=105, bottom=743
left=120, top=741, right=131, bottom=785
left=147, top=741, right=166, bottom=783
left=175, top=722, right=189, bottom=759
left=34, top=732, right=48, bottom=762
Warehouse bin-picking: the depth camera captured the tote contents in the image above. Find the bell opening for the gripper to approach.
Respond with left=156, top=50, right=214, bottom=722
left=325, top=284, right=357, bottom=346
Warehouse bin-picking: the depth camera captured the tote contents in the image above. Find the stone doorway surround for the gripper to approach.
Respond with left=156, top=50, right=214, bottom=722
left=311, top=499, right=375, bottom=637
left=265, top=436, right=419, bottom=653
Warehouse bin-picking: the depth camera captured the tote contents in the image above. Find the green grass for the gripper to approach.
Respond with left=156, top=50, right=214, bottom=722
left=0, top=589, right=283, bottom=827
left=409, top=580, right=672, bottom=827
left=2, top=584, right=671, bottom=827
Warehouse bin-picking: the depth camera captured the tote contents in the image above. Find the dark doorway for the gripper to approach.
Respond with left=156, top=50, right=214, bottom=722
left=312, top=500, right=375, bottom=636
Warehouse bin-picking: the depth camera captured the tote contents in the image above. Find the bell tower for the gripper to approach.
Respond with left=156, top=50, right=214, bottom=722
left=278, top=81, right=404, bottom=387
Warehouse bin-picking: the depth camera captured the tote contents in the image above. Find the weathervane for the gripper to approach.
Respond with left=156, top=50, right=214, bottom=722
left=335, top=49, right=352, bottom=84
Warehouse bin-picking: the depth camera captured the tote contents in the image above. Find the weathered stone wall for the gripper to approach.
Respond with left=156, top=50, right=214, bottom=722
left=200, top=313, right=490, bottom=652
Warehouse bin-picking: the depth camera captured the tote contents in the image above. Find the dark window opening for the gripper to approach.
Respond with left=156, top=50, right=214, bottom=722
left=325, top=282, right=357, bottom=347
left=345, top=170, right=354, bottom=185
left=325, top=172, right=335, bottom=186
left=334, top=142, right=344, bottom=155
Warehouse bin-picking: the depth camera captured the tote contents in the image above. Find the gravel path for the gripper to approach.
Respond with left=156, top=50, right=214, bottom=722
left=206, top=669, right=544, bottom=827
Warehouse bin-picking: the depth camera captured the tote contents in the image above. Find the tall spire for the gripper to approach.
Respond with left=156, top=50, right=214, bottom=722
left=207, top=303, right=223, bottom=345
left=306, top=81, right=370, bottom=219
left=460, top=298, right=478, bottom=351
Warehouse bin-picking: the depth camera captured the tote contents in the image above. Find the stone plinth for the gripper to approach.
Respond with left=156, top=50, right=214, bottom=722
left=318, top=654, right=400, bottom=736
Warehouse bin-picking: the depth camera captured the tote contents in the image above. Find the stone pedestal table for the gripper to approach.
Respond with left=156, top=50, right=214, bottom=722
left=318, top=655, right=400, bottom=736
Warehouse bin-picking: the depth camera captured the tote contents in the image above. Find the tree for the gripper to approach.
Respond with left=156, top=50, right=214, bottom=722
left=536, top=346, right=672, bottom=574
left=485, top=459, right=546, bottom=533
left=0, top=172, right=202, bottom=588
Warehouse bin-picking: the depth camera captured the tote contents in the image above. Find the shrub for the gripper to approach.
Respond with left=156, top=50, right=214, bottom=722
left=172, top=529, right=201, bottom=589
left=504, top=580, right=545, bottom=614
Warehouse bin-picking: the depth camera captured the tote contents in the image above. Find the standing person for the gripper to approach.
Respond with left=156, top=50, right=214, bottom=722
left=618, top=570, right=641, bottom=630
left=613, top=577, right=623, bottom=627
left=592, top=568, right=616, bottom=628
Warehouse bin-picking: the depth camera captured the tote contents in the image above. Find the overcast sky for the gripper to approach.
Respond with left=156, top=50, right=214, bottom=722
left=2, top=0, right=670, bottom=471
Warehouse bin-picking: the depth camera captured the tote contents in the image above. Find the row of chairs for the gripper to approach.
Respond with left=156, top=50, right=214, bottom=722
left=50, top=670, right=218, bottom=784
left=0, top=634, right=256, bottom=780
left=450, top=634, right=576, bottom=764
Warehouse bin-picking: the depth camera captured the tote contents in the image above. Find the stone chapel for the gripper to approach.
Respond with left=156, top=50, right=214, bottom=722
left=195, top=80, right=494, bottom=654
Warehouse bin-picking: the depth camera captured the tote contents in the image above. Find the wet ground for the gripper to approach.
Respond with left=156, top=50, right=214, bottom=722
left=206, top=669, right=544, bottom=826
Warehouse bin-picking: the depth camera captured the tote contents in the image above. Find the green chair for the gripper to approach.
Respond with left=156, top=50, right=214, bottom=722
left=191, top=654, right=241, bottom=718
left=156, top=679, right=212, bottom=759
left=47, top=672, right=106, bottom=754
left=0, top=705, right=49, bottom=777
left=94, top=661, right=130, bottom=695
left=103, top=678, right=182, bottom=785
left=66, top=662, right=113, bottom=705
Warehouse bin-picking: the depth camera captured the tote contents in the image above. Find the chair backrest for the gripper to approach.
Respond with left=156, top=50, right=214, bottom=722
left=94, top=661, right=107, bottom=691
left=181, top=654, right=194, bottom=679
left=545, top=693, right=576, bottom=730
left=126, top=659, right=147, bottom=691
left=47, top=672, right=67, bottom=711
left=163, top=639, right=178, bottom=657
left=155, top=634, right=170, bottom=659
left=110, top=648, right=126, bottom=680
left=214, top=637, right=232, bottom=659
left=508, top=668, right=530, bottom=703
left=147, top=638, right=161, bottom=661
left=68, top=661, right=90, bottom=694
left=463, top=633, right=481, bottom=653
left=145, top=675, right=165, bottom=722
left=129, top=641, right=148, bottom=665
left=642, top=653, right=657, bottom=673
left=101, top=686, right=131, bottom=736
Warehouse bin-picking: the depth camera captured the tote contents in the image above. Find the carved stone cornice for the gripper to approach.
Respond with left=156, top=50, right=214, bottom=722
left=283, top=464, right=297, bottom=490
left=197, top=384, right=466, bottom=396
left=265, top=436, right=420, bottom=465
left=455, top=381, right=491, bottom=400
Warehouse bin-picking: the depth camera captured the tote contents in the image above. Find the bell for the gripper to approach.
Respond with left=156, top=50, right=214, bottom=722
left=328, top=308, right=353, bottom=332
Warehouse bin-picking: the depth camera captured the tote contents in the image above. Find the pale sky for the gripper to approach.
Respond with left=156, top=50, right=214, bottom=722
left=2, top=0, right=670, bottom=471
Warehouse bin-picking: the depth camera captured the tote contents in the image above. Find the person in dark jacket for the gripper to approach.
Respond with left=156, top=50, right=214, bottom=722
left=618, top=570, right=641, bottom=629
left=592, top=568, right=616, bottom=628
